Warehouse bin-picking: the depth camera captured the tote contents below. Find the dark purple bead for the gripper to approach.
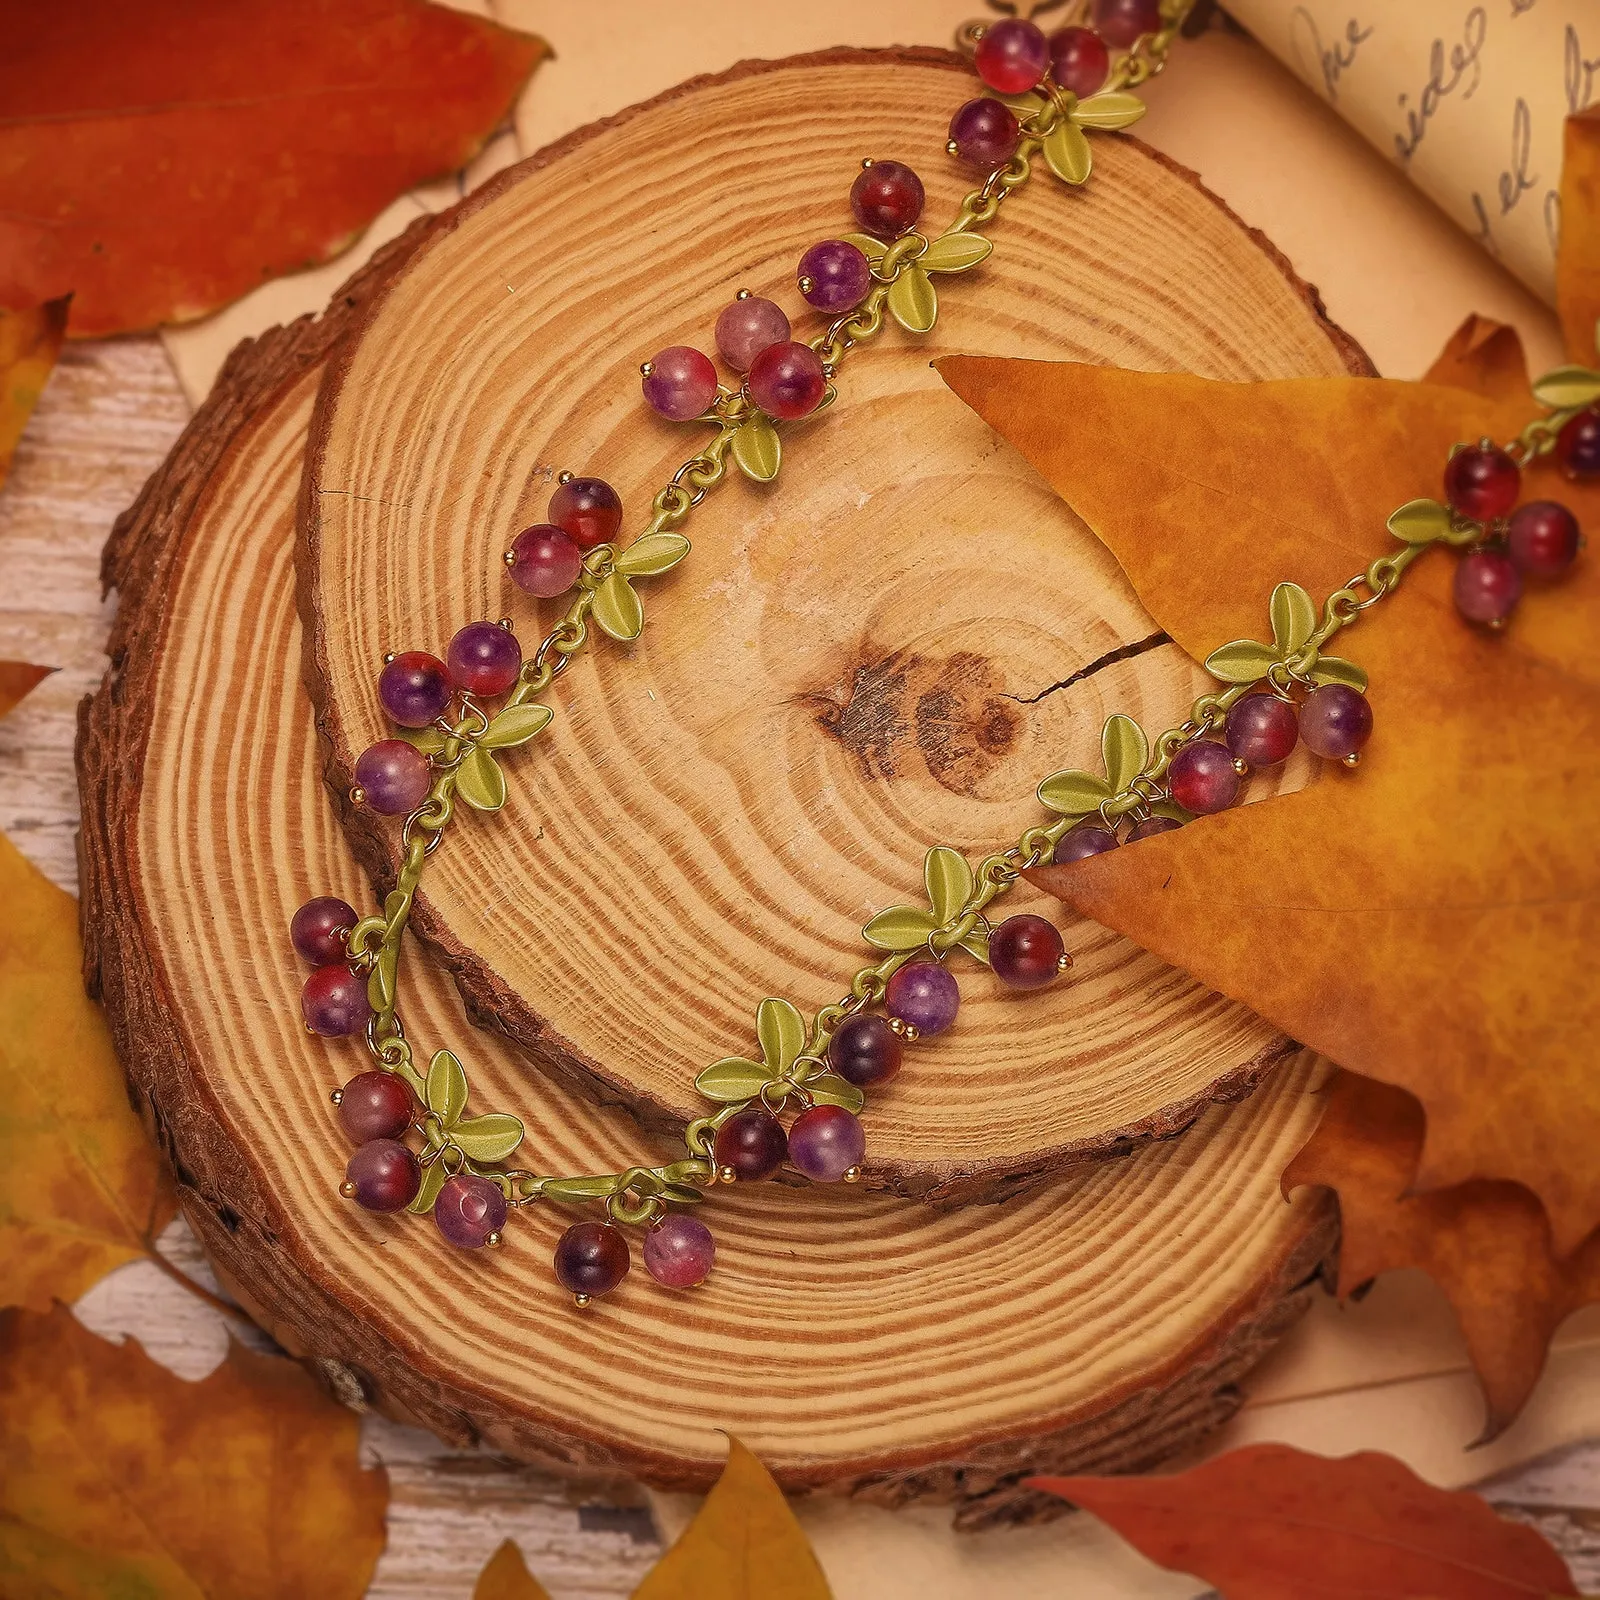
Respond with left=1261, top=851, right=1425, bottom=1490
left=714, top=1106, right=788, bottom=1181
left=337, top=1070, right=416, bottom=1143
left=302, top=963, right=370, bottom=1037
left=988, top=914, right=1065, bottom=990
left=643, top=346, right=718, bottom=422
left=554, top=1221, right=630, bottom=1296
left=850, top=160, right=924, bottom=239
left=1167, top=741, right=1240, bottom=815
left=1453, top=547, right=1522, bottom=625
left=378, top=651, right=452, bottom=728
left=1094, top=0, right=1162, bottom=48
left=715, top=295, right=790, bottom=373
left=1127, top=815, right=1183, bottom=841
left=354, top=738, right=432, bottom=816
left=826, top=1013, right=903, bottom=1088
left=798, top=239, right=872, bottom=314
left=344, top=1138, right=420, bottom=1212
left=1556, top=407, right=1600, bottom=479
left=508, top=523, right=583, bottom=599
left=1052, top=824, right=1119, bottom=863
left=974, top=17, right=1049, bottom=93
left=787, top=1105, right=865, bottom=1182
left=748, top=341, right=826, bottom=420
left=884, top=960, right=959, bottom=1037
left=1300, top=683, right=1373, bottom=761
left=291, top=896, right=357, bottom=965
left=948, top=97, right=1021, bottom=170
left=1224, top=693, right=1299, bottom=767
left=1048, top=25, right=1110, bottom=96
left=447, top=621, right=521, bottom=697
left=433, top=1173, right=508, bottom=1249
left=1507, top=500, right=1581, bottom=577
left=1444, top=443, right=1520, bottom=522
left=643, top=1214, right=715, bottom=1288
left=548, top=476, right=622, bottom=549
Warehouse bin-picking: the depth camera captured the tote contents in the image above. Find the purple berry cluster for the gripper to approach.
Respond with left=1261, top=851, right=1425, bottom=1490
left=506, top=473, right=624, bottom=600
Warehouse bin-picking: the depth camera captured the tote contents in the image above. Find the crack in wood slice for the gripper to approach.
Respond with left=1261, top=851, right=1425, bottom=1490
left=297, top=49, right=1371, bottom=1201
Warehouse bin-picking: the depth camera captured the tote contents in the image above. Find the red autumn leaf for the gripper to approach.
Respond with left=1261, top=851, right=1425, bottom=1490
left=1029, top=1443, right=1577, bottom=1600
left=0, top=662, right=55, bottom=720
left=0, top=0, right=546, bottom=337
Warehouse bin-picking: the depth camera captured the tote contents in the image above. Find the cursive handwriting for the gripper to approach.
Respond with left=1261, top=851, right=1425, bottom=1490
left=1509, top=0, right=1537, bottom=15
left=1393, top=6, right=1487, bottom=165
left=1468, top=95, right=1539, bottom=249
left=1544, top=189, right=1562, bottom=261
left=1289, top=7, right=1373, bottom=103
left=1567, top=23, right=1600, bottom=114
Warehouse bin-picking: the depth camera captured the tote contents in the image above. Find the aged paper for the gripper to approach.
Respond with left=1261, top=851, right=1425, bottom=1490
left=1226, top=0, right=1600, bottom=304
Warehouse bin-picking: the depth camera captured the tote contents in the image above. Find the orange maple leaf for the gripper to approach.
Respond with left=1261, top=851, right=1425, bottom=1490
left=0, top=296, right=69, bottom=489
left=0, top=0, right=546, bottom=337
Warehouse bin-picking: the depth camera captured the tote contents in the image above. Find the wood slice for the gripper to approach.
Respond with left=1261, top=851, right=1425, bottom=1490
left=78, top=225, right=1338, bottom=1523
left=299, top=49, right=1368, bottom=1201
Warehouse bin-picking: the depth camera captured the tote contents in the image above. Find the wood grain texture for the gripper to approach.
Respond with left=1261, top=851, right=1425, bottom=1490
left=77, top=213, right=1340, bottom=1517
left=299, top=49, right=1371, bottom=1202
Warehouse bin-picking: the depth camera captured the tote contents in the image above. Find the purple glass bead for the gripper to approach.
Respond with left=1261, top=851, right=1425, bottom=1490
left=554, top=1221, right=630, bottom=1297
left=447, top=621, right=522, bottom=698
left=988, top=914, right=1065, bottom=990
left=1093, top=0, right=1162, bottom=48
left=1557, top=407, right=1600, bottom=479
left=974, top=17, right=1049, bottom=93
left=1127, top=815, right=1182, bottom=841
left=1224, top=693, right=1299, bottom=767
left=1444, top=443, right=1520, bottom=522
left=548, top=475, right=622, bottom=549
left=798, top=239, right=872, bottom=314
left=715, top=295, right=790, bottom=373
left=1507, top=501, right=1581, bottom=578
left=1053, top=824, right=1119, bottom=863
left=302, top=963, right=370, bottom=1037
left=337, top=1070, right=416, bottom=1143
left=344, top=1138, right=420, bottom=1212
left=1048, top=25, right=1110, bottom=96
left=1300, top=683, right=1373, bottom=761
left=291, top=895, right=357, bottom=965
left=643, top=1213, right=716, bottom=1288
left=850, top=160, right=925, bottom=239
left=748, top=341, right=826, bottom=420
left=948, top=97, right=1021, bottom=170
left=787, top=1105, right=866, bottom=1182
left=1453, top=547, right=1522, bottom=626
left=1167, top=741, right=1240, bottom=815
left=643, top=345, right=718, bottom=421
left=713, top=1106, right=788, bottom=1181
left=354, top=738, right=432, bottom=816
left=826, top=1013, right=902, bottom=1088
left=885, top=960, right=959, bottom=1037
left=433, top=1173, right=508, bottom=1249
left=378, top=651, right=452, bottom=728
left=508, top=523, right=583, bottom=599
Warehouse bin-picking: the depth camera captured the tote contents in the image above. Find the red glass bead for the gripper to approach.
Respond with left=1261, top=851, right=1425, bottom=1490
left=643, top=1214, right=715, bottom=1288
left=1300, top=683, right=1372, bottom=760
left=302, top=963, right=370, bottom=1037
left=1556, top=407, right=1600, bottom=479
left=788, top=1105, right=865, bottom=1182
left=715, top=295, right=790, bottom=373
left=337, top=1070, right=416, bottom=1143
left=1443, top=443, right=1520, bottom=522
left=714, top=1106, right=788, bottom=1181
left=642, top=346, right=718, bottom=421
left=974, top=17, right=1049, bottom=93
left=827, top=1013, right=903, bottom=1088
left=447, top=621, right=521, bottom=697
left=1048, top=25, right=1110, bottom=96
left=354, top=739, right=431, bottom=815
left=748, top=341, right=826, bottom=420
left=1224, top=693, right=1299, bottom=767
left=850, top=160, right=925, bottom=239
left=1093, top=0, right=1161, bottom=48
left=548, top=476, right=623, bottom=548
left=344, top=1139, right=420, bottom=1212
left=378, top=651, right=452, bottom=728
left=1507, top=500, right=1581, bottom=577
left=291, top=896, right=357, bottom=965
left=1167, top=741, right=1240, bottom=815
left=1052, top=824, right=1118, bottom=863
left=1453, top=547, right=1522, bottom=626
left=508, top=523, right=583, bottom=598
left=948, top=97, right=1021, bottom=170
left=555, top=1221, right=631, bottom=1297
left=988, top=913, right=1065, bottom=989
left=1127, top=815, right=1182, bottom=841
left=434, top=1173, right=508, bottom=1248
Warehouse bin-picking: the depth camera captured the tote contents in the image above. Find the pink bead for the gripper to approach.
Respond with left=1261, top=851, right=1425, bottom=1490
left=508, top=523, right=583, bottom=598
left=748, top=341, right=826, bottom=420
left=548, top=476, right=622, bottom=548
left=337, top=1071, right=416, bottom=1143
left=643, top=1214, right=715, bottom=1288
left=1300, top=684, right=1372, bottom=761
left=787, top=1105, right=865, bottom=1182
left=948, top=97, right=1021, bottom=169
left=1048, top=25, right=1110, bottom=96
left=345, top=1139, right=420, bottom=1212
left=354, top=739, right=431, bottom=815
left=291, top=896, right=357, bottom=965
left=1507, top=501, right=1581, bottom=578
left=302, top=963, right=370, bottom=1037
left=1453, top=547, right=1521, bottom=626
left=1093, top=0, right=1161, bottom=48
left=974, top=18, right=1049, bottom=93
left=447, top=621, right=521, bottom=697
left=1224, top=693, right=1299, bottom=767
left=433, top=1173, right=507, bottom=1248
left=715, top=296, right=790, bottom=373
left=643, top=346, right=718, bottom=421
left=1167, top=741, right=1240, bottom=815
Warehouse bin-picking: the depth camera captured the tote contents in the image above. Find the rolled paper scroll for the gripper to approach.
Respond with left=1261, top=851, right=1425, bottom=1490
left=1224, top=0, right=1599, bottom=304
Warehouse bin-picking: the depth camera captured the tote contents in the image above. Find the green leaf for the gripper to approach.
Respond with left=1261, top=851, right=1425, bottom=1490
left=731, top=414, right=782, bottom=482
left=541, top=1174, right=620, bottom=1202
left=997, top=90, right=1047, bottom=117
left=804, top=1073, right=865, bottom=1114
left=1036, top=768, right=1112, bottom=817
left=1269, top=582, right=1318, bottom=655
left=694, top=1056, right=777, bottom=1102
left=659, top=1159, right=713, bottom=1187
left=1044, top=120, right=1093, bottom=183
left=1202, top=639, right=1278, bottom=685
left=1101, top=714, right=1148, bottom=794
left=400, top=727, right=448, bottom=755
left=454, top=745, right=507, bottom=812
left=1531, top=364, right=1600, bottom=411
left=919, top=232, right=992, bottom=274
left=366, top=940, right=399, bottom=1015
left=1148, top=799, right=1191, bottom=824
left=756, top=997, right=807, bottom=1074
left=923, top=846, right=974, bottom=924
left=591, top=571, right=644, bottom=642
left=450, top=1112, right=524, bottom=1164
left=407, top=1159, right=449, bottom=1215
left=1071, top=90, right=1148, bottom=131
left=614, top=531, right=691, bottom=577
left=425, top=1050, right=469, bottom=1127
left=836, top=231, right=886, bottom=263
left=1309, top=654, right=1369, bottom=692
left=958, top=927, right=991, bottom=966
left=479, top=702, right=552, bottom=750
left=657, top=1183, right=707, bottom=1205
left=1386, top=497, right=1456, bottom=544
left=887, top=266, right=937, bottom=334
left=861, top=905, right=940, bottom=951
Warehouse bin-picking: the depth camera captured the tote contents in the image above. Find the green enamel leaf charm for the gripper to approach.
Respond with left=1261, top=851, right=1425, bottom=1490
left=1531, top=364, right=1600, bottom=411
left=1309, top=654, right=1369, bottom=691
left=1043, top=120, right=1092, bottom=185
left=592, top=570, right=644, bottom=641
left=805, top=1073, right=866, bottom=1114
left=888, top=265, right=937, bottom=334
left=407, top=1160, right=450, bottom=1215
left=755, top=997, right=806, bottom=1078
left=425, top=1050, right=469, bottom=1127
left=401, top=727, right=448, bottom=755
left=1387, top=497, right=1458, bottom=544
left=366, top=938, right=400, bottom=1015
left=479, top=702, right=552, bottom=750
left=924, top=846, right=974, bottom=925
left=919, top=232, right=992, bottom=274
left=1101, top=714, right=1149, bottom=795
left=614, top=531, right=691, bottom=577
left=1202, top=640, right=1279, bottom=684
left=1071, top=90, right=1147, bottom=130
left=694, top=1056, right=776, bottom=1102
left=862, top=905, right=940, bottom=951
left=837, top=231, right=886, bottom=264
left=957, top=925, right=991, bottom=966
left=454, top=745, right=507, bottom=811
left=450, top=1112, right=524, bottom=1164
left=1269, top=582, right=1317, bottom=655
left=1037, top=768, right=1112, bottom=818
left=541, top=1174, right=620, bottom=1202
left=731, top=414, right=781, bottom=482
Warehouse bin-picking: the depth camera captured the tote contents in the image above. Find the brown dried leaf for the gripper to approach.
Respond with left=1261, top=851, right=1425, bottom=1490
left=474, top=1539, right=554, bottom=1600
left=0, top=662, right=54, bottom=719
left=0, top=296, right=69, bottom=490
left=1558, top=106, right=1600, bottom=363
